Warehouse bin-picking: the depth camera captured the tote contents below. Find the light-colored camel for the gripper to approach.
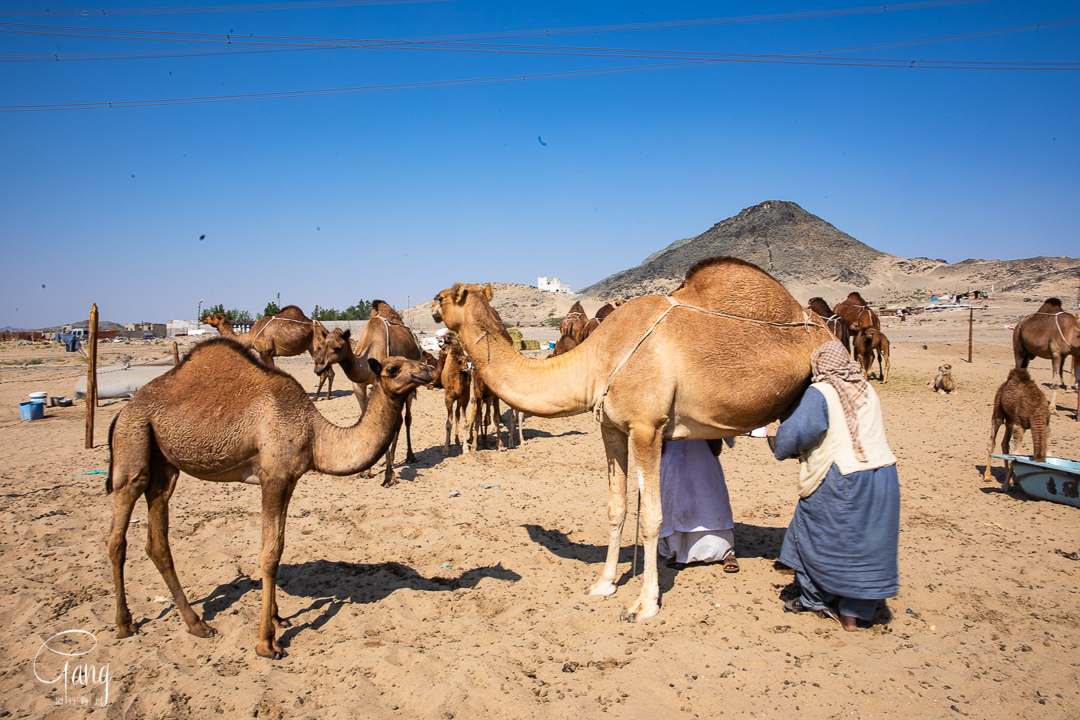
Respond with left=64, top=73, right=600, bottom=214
left=853, top=326, right=890, bottom=382
left=1012, top=298, right=1080, bottom=418
left=106, top=337, right=433, bottom=659
left=432, top=337, right=471, bottom=456
left=834, top=292, right=881, bottom=334
left=807, top=297, right=851, bottom=353
left=203, top=308, right=335, bottom=401
left=312, top=301, right=423, bottom=485
left=983, top=367, right=1050, bottom=488
left=432, top=256, right=832, bottom=622
left=929, top=363, right=956, bottom=394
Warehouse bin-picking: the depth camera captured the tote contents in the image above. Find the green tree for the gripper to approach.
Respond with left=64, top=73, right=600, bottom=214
left=205, top=303, right=226, bottom=318
left=231, top=309, right=253, bottom=324
left=261, top=301, right=281, bottom=318
left=342, top=300, right=372, bottom=320
left=312, top=305, right=340, bottom=322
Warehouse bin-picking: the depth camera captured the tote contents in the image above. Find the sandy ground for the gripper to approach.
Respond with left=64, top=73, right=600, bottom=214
left=1, top=307, right=1078, bottom=720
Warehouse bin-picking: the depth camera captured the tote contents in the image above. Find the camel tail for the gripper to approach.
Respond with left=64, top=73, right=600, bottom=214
left=105, top=413, right=120, bottom=495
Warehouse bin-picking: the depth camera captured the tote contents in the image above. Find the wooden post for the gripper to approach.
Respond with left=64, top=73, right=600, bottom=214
left=967, top=308, right=973, bottom=364
left=173, top=341, right=180, bottom=365
left=85, top=303, right=98, bottom=449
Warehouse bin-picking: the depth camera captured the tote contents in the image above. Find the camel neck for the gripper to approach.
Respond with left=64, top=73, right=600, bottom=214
left=311, top=387, right=403, bottom=475
left=454, top=320, right=598, bottom=418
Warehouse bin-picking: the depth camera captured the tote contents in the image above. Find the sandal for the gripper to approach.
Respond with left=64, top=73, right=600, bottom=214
left=783, top=597, right=841, bottom=625
left=722, top=555, right=740, bottom=573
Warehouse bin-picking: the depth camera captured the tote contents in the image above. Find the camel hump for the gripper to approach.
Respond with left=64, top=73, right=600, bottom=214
left=1037, top=298, right=1063, bottom=313
left=276, top=305, right=310, bottom=320
left=1007, top=367, right=1033, bottom=384
left=671, top=255, right=803, bottom=320
left=372, top=300, right=405, bottom=323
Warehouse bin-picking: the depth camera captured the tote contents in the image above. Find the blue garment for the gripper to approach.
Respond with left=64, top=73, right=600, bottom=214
left=774, top=387, right=900, bottom=609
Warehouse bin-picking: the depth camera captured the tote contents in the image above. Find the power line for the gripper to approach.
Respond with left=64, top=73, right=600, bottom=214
left=0, top=0, right=450, bottom=17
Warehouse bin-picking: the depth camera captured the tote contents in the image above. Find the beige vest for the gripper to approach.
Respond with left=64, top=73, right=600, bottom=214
left=797, top=382, right=897, bottom=498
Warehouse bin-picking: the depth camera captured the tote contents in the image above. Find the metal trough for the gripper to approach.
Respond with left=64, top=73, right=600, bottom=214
left=990, top=454, right=1080, bottom=508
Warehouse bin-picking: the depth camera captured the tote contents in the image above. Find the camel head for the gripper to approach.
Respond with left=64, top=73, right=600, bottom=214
left=312, top=328, right=353, bottom=376
left=203, top=312, right=229, bottom=328
left=371, top=356, right=434, bottom=397
left=432, top=282, right=495, bottom=333
left=807, top=297, right=833, bottom=316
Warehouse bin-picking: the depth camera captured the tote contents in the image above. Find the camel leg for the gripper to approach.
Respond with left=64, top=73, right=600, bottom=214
left=621, top=423, right=664, bottom=623
left=256, top=480, right=297, bottom=659
left=588, top=424, right=629, bottom=598
left=1048, top=355, right=1063, bottom=416
left=108, top=419, right=152, bottom=639
left=443, top=392, right=455, bottom=456
left=492, top=397, right=505, bottom=451
left=1001, top=420, right=1017, bottom=489
left=402, top=391, right=417, bottom=463
left=465, top=396, right=478, bottom=454
left=108, top=471, right=150, bottom=639
left=382, top=429, right=399, bottom=488
left=354, top=383, right=378, bottom=478
left=983, top=416, right=1002, bottom=482
left=143, top=458, right=216, bottom=639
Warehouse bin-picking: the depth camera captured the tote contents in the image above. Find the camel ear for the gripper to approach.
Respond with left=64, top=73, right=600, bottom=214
left=453, top=283, right=469, bottom=304
left=341, top=328, right=351, bottom=342
left=367, top=358, right=382, bottom=376
left=484, top=282, right=493, bottom=300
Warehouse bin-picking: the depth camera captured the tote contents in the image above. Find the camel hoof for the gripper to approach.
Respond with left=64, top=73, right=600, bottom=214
left=587, top=580, right=617, bottom=597
left=116, top=623, right=139, bottom=639
left=187, top=622, right=217, bottom=639
left=381, top=477, right=398, bottom=488
left=621, top=602, right=659, bottom=623
left=405, top=453, right=417, bottom=463
left=272, top=616, right=291, bottom=630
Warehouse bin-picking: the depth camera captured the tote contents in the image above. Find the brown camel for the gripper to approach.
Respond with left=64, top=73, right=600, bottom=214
left=106, top=337, right=433, bottom=659
left=929, top=363, right=956, bottom=394
left=1012, top=298, right=1080, bottom=418
left=560, top=301, right=589, bottom=344
left=833, top=292, right=881, bottom=334
left=432, top=336, right=471, bottom=456
left=312, top=301, right=423, bottom=485
left=432, top=256, right=832, bottom=622
left=203, top=308, right=335, bottom=401
left=548, top=334, right=579, bottom=358
left=852, top=326, right=890, bottom=382
left=983, top=368, right=1050, bottom=488
left=807, top=297, right=851, bottom=353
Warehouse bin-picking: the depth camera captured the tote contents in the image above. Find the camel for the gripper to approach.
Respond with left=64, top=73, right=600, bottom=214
left=105, top=337, right=433, bottom=659
left=548, top=334, right=579, bottom=358
left=1012, top=298, right=1080, bottom=418
left=983, top=368, right=1051, bottom=488
left=312, top=301, right=423, bottom=485
left=432, top=256, right=832, bottom=622
left=833, top=292, right=881, bottom=334
left=203, top=308, right=335, bottom=401
left=929, top=363, right=956, bottom=394
left=852, top=326, right=891, bottom=382
left=560, top=301, right=589, bottom=344
left=432, top=336, right=471, bottom=456
left=581, top=301, right=624, bottom=342
left=807, top=297, right=851, bottom=353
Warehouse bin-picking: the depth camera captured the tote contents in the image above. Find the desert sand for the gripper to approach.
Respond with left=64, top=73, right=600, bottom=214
left=1, top=300, right=1078, bottom=720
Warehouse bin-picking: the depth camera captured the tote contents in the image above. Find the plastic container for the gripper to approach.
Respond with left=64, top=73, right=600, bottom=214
left=29, top=391, right=47, bottom=403
left=19, top=401, right=45, bottom=421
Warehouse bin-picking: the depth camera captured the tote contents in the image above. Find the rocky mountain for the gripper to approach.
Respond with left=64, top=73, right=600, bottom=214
left=579, top=201, right=1080, bottom=307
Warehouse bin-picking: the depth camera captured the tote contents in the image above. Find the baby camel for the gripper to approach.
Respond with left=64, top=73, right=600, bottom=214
left=432, top=337, right=471, bottom=455
left=983, top=368, right=1050, bottom=489
left=853, top=326, right=890, bottom=382
left=106, top=337, right=433, bottom=659
left=929, top=364, right=956, bottom=394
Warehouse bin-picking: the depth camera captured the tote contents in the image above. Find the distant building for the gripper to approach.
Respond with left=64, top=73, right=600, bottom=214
left=538, top=276, right=571, bottom=294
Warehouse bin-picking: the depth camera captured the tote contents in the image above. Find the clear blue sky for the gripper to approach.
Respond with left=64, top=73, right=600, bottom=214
left=2, top=0, right=1077, bottom=328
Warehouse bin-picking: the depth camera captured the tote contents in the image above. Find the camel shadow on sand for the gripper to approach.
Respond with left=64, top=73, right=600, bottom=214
left=522, top=522, right=788, bottom=594
left=194, top=560, right=520, bottom=650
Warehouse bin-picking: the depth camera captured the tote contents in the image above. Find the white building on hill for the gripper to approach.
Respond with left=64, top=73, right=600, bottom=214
left=538, top=276, right=571, bottom=294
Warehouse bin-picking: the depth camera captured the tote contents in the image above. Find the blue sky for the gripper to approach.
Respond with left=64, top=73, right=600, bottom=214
left=1, top=0, right=1077, bottom=328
